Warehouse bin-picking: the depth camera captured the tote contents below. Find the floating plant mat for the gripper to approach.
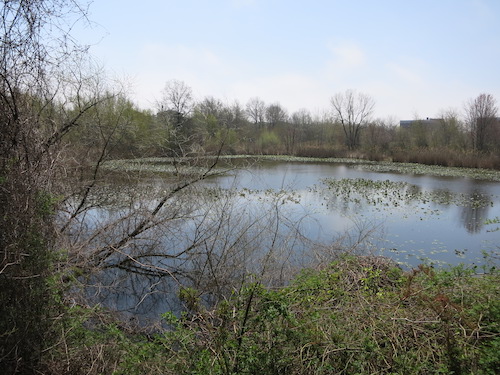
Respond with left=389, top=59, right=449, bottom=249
left=238, top=156, right=500, bottom=182
left=355, top=162, right=500, bottom=182
left=104, top=156, right=500, bottom=182
left=102, top=158, right=234, bottom=176
left=311, top=178, right=494, bottom=211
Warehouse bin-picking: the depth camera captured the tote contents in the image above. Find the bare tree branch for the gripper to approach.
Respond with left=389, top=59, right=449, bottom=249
left=331, top=90, right=375, bottom=150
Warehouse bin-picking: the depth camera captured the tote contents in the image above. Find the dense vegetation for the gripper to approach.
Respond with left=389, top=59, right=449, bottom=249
left=69, top=88, right=500, bottom=170
left=40, top=256, right=500, bottom=375
left=1, top=1, right=499, bottom=374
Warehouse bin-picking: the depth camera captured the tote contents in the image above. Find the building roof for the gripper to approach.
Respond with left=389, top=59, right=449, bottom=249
left=399, top=118, right=442, bottom=128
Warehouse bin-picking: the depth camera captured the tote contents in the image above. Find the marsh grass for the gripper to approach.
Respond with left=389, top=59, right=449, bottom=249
left=391, top=148, right=500, bottom=170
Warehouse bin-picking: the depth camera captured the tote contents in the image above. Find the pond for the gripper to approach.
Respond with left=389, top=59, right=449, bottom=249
left=206, top=159, right=500, bottom=267
left=85, top=158, right=500, bottom=324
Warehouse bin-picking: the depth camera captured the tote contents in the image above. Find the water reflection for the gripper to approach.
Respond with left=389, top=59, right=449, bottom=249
left=76, top=160, right=500, bottom=323
left=210, top=161, right=500, bottom=266
left=459, top=189, right=491, bottom=233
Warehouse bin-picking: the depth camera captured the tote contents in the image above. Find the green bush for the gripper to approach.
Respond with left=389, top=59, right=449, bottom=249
left=0, top=186, right=62, bottom=373
left=39, top=256, right=500, bottom=374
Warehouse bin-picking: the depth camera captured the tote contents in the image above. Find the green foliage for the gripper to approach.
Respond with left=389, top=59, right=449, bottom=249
left=45, top=256, right=499, bottom=374
left=0, top=185, right=63, bottom=373
left=64, top=95, right=168, bottom=158
left=258, top=130, right=281, bottom=153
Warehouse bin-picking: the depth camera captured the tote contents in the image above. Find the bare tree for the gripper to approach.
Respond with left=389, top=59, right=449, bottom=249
left=229, top=100, right=248, bottom=128
left=281, top=109, right=311, bottom=154
left=331, top=90, right=375, bottom=150
left=192, top=96, right=234, bottom=148
left=265, top=102, right=288, bottom=128
left=0, top=0, right=111, bottom=371
left=159, top=79, right=194, bottom=128
left=196, top=96, right=226, bottom=120
left=465, top=93, right=498, bottom=152
left=291, top=108, right=312, bottom=127
left=433, top=109, right=466, bottom=150
left=362, top=117, right=395, bottom=152
left=245, top=97, right=266, bottom=125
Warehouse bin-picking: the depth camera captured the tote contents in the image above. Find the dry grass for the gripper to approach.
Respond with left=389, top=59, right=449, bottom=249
left=390, top=148, right=500, bottom=170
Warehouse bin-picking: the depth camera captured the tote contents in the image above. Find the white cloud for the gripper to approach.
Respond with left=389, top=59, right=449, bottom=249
left=128, top=43, right=238, bottom=108
left=125, top=41, right=469, bottom=122
left=358, top=73, right=469, bottom=121
left=387, top=62, right=423, bottom=86
left=230, top=73, right=331, bottom=114
left=333, top=43, right=365, bottom=66
left=129, top=42, right=332, bottom=114
left=325, top=41, right=366, bottom=81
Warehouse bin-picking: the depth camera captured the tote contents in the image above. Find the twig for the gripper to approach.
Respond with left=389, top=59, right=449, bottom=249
left=391, top=317, right=441, bottom=324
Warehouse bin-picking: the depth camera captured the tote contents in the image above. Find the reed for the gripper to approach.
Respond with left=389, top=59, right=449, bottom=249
left=390, top=148, right=500, bottom=170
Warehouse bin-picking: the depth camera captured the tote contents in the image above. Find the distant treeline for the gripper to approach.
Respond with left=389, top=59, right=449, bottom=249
left=66, top=81, right=500, bottom=169
left=2, top=1, right=499, bottom=373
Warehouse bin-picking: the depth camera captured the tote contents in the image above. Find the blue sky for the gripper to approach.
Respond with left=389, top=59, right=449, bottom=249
left=78, top=0, right=500, bottom=120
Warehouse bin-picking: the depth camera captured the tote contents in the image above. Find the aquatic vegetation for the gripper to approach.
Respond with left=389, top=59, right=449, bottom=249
left=103, top=155, right=500, bottom=182
left=102, top=159, right=222, bottom=176
left=485, top=217, right=500, bottom=232
left=99, top=156, right=499, bottom=269
left=313, top=177, right=494, bottom=211
left=358, top=161, right=500, bottom=181
left=226, top=155, right=500, bottom=181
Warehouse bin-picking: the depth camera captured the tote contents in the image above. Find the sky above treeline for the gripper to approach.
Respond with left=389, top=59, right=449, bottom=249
left=76, top=0, right=500, bottom=121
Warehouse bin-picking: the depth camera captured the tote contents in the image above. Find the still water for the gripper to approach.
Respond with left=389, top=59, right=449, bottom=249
left=87, top=159, right=500, bottom=323
left=208, top=160, right=500, bottom=267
